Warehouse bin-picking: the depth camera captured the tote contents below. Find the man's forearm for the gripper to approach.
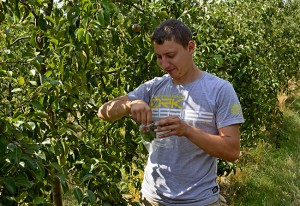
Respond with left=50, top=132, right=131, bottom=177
left=98, top=99, right=131, bottom=121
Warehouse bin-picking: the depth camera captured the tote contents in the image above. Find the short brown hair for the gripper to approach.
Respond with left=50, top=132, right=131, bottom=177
left=151, top=19, right=192, bottom=48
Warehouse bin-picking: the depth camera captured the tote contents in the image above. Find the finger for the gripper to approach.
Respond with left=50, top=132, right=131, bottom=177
left=146, top=109, right=152, bottom=125
left=141, top=107, right=152, bottom=125
left=136, top=112, right=142, bottom=124
left=131, top=110, right=137, bottom=122
left=157, top=115, right=179, bottom=126
left=157, top=129, right=175, bottom=138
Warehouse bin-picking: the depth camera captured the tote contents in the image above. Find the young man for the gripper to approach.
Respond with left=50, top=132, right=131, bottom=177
left=98, top=19, right=244, bottom=206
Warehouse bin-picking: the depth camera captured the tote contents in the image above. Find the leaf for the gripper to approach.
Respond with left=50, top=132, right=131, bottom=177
left=49, top=80, right=61, bottom=85
left=42, top=138, right=51, bottom=145
left=22, top=155, right=38, bottom=170
left=76, top=28, right=85, bottom=41
left=50, top=162, right=63, bottom=173
left=86, top=32, right=92, bottom=45
left=29, top=81, right=37, bottom=85
left=56, top=174, right=66, bottom=184
left=26, top=122, right=36, bottom=130
left=44, top=70, right=52, bottom=77
left=35, top=163, right=45, bottom=181
left=0, top=12, right=5, bottom=24
left=18, top=76, right=25, bottom=86
left=15, top=174, right=34, bottom=188
left=14, top=0, right=20, bottom=19
left=0, top=138, right=7, bottom=157
left=33, top=196, right=44, bottom=204
left=74, top=188, right=83, bottom=203
left=36, top=150, right=46, bottom=160
left=31, top=100, right=44, bottom=111
left=86, top=190, right=96, bottom=203
left=3, top=177, right=16, bottom=195
left=45, top=15, right=55, bottom=24
left=50, top=38, right=58, bottom=45
left=11, top=88, right=22, bottom=92
left=11, top=146, right=22, bottom=164
left=82, top=174, right=94, bottom=182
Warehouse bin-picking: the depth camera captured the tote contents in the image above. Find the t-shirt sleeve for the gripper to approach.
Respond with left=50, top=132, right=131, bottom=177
left=127, top=80, right=152, bottom=104
left=215, top=82, right=245, bottom=129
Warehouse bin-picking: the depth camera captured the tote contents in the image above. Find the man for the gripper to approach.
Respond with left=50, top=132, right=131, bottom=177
left=98, top=19, right=244, bottom=206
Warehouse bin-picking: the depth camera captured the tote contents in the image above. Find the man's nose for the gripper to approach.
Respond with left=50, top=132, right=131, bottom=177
left=160, top=57, right=170, bottom=69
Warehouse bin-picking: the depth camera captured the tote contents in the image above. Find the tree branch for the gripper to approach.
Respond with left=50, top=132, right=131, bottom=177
left=131, top=3, right=145, bottom=13
left=11, top=36, right=31, bottom=46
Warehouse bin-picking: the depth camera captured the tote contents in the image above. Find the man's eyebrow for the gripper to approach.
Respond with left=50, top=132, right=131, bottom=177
left=155, top=51, right=175, bottom=56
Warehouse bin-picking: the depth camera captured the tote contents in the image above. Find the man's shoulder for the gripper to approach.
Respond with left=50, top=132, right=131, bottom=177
left=144, top=74, right=170, bottom=86
left=203, top=72, right=229, bottom=87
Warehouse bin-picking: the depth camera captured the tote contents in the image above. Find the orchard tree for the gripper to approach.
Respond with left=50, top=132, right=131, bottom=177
left=0, top=0, right=299, bottom=205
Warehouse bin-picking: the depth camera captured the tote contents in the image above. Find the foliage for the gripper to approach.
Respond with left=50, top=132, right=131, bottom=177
left=0, top=0, right=299, bottom=205
left=225, top=89, right=300, bottom=205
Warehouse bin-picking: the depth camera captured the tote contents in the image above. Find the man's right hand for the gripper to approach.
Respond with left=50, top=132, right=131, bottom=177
left=130, top=100, right=152, bottom=126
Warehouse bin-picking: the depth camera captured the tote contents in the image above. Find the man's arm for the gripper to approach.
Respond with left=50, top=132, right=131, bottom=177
left=97, top=95, right=132, bottom=121
left=186, top=124, right=240, bottom=162
left=98, top=95, right=153, bottom=125
left=154, top=116, right=241, bottom=162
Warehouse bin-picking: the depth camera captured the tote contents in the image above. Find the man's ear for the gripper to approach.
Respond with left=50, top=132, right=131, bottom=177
left=187, top=40, right=195, bottom=53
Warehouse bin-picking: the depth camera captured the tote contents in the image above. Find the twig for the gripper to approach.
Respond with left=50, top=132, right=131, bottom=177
left=11, top=36, right=31, bottom=46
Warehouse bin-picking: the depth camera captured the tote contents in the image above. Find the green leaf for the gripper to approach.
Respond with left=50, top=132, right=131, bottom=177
left=76, top=28, right=85, bottom=41
left=50, top=80, right=61, bottom=85
left=11, top=88, right=22, bottom=92
left=44, top=70, right=52, bottom=77
left=27, top=122, right=36, bottom=130
left=0, top=138, right=7, bottom=157
left=42, top=138, right=51, bottom=145
left=45, top=15, right=55, bottom=24
left=29, top=81, right=37, bottom=85
left=0, top=12, right=5, bottom=24
left=86, top=190, right=96, bottom=203
left=50, top=162, right=63, bottom=173
left=3, top=177, right=16, bottom=195
left=74, top=188, right=83, bottom=203
left=56, top=174, right=66, bottom=184
left=35, top=163, right=45, bottom=181
left=15, top=174, right=34, bottom=188
left=11, top=146, right=22, bottom=164
left=36, top=150, right=46, bottom=160
left=18, top=76, right=25, bottom=86
left=50, top=38, right=59, bottom=45
left=82, top=174, right=94, bottom=182
left=14, top=0, right=20, bottom=19
left=31, top=100, right=44, bottom=111
left=33, top=196, right=44, bottom=204
left=86, top=32, right=92, bottom=45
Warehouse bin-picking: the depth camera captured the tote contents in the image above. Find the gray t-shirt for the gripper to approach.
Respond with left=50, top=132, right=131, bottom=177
left=127, top=71, right=244, bottom=205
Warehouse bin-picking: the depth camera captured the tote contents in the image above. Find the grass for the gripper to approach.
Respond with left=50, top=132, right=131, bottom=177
left=222, top=87, right=300, bottom=206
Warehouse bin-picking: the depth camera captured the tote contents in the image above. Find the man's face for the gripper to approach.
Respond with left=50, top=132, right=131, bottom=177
left=153, top=39, right=195, bottom=84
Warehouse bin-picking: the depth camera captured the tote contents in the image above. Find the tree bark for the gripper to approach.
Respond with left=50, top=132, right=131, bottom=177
left=52, top=176, right=63, bottom=206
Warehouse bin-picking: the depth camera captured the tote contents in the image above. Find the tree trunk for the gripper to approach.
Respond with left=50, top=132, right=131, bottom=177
left=52, top=176, right=63, bottom=206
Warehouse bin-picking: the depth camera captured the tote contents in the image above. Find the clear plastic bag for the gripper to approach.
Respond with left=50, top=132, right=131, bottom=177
left=139, top=123, right=173, bottom=152
left=139, top=123, right=156, bottom=152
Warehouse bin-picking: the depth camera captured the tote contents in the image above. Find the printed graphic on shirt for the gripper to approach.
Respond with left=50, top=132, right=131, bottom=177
left=230, top=103, right=243, bottom=115
left=150, top=94, right=214, bottom=123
